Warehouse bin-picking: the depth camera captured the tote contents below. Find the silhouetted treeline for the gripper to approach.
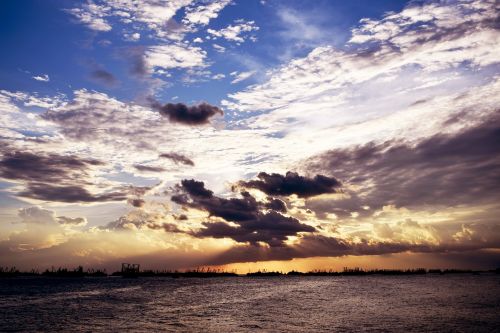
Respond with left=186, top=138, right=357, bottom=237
left=112, top=267, right=238, bottom=278
left=1, top=266, right=499, bottom=278
left=0, top=266, right=106, bottom=278
left=240, top=267, right=500, bottom=277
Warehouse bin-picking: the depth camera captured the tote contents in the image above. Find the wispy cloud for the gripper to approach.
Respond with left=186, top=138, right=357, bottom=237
left=32, top=74, right=49, bottom=82
left=230, top=70, right=256, bottom=84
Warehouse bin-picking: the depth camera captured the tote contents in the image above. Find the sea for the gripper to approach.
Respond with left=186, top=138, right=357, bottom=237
left=1, top=274, right=499, bottom=332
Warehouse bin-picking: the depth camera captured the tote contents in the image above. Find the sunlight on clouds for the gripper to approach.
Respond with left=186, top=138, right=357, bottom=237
left=1, top=0, right=499, bottom=270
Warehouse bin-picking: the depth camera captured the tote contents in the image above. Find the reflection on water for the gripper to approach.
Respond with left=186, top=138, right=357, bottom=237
left=1, top=275, right=499, bottom=332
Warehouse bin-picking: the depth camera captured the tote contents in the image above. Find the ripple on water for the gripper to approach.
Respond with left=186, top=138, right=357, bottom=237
left=0, top=275, right=499, bottom=332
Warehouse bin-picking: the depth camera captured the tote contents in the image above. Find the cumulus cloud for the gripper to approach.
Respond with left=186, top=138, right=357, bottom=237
left=144, top=44, right=207, bottom=74
left=18, top=206, right=58, bottom=224
left=240, top=171, right=341, bottom=198
left=171, top=179, right=315, bottom=246
left=183, top=0, right=232, bottom=26
left=207, top=19, right=259, bottom=43
left=67, top=3, right=112, bottom=32
left=18, top=206, right=87, bottom=226
left=152, top=101, right=223, bottom=125
left=67, top=0, right=195, bottom=39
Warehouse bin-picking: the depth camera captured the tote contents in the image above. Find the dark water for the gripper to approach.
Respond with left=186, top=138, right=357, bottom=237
left=1, top=275, right=499, bottom=332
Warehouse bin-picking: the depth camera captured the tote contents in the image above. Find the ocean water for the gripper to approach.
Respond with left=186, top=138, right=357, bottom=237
left=0, top=275, right=499, bottom=332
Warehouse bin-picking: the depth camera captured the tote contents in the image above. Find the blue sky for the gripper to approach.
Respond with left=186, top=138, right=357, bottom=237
left=0, top=0, right=499, bottom=271
left=0, top=0, right=408, bottom=105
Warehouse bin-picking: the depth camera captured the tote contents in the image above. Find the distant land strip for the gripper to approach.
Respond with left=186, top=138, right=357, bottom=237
left=1, top=266, right=499, bottom=278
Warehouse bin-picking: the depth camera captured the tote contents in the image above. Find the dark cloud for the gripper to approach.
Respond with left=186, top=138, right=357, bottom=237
left=105, top=210, right=185, bottom=233
left=0, top=149, right=135, bottom=203
left=171, top=179, right=315, bottom=246
left=176, top=179, right=214, bottom=198
left=40, top=91, right=158, bottom=146
left=159, top=152, right=194, bottom=166
left=145, top=222, right=183, bottom=233
left=151, top=101, right=223, bottom=125
left=126, top=46, right=148, bottom=77
left=0, top=151, right=103, bottom=183
left=264, top=197, right=287, bottom=212
left=133, top=164, right=166, bottom=172
left=19, top=183, right=127, bottom=203
left=56, top=216, right=87, bottom=226
left=207, top=228, right=500, bottom=266
left=128, top=198, right=145, bottom=208
left=305, top=114, right=500, bottom=210
left=90, top=69, right=117, bottom=86
left=240, top=171, right=341, bottom=198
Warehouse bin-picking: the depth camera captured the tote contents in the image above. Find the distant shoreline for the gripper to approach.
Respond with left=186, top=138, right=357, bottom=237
left=1, top=266, right=499, bottom=278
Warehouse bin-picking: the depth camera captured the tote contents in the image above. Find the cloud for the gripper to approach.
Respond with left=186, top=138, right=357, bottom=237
left=123, top=32, right=141, bottom=41
left=212, top=43, right=226, bottom=53
left=171, top=179, right=315, bottom=246
left=133, top=164, right=166, bottom=173
left=0, top=149, right=132, bottom=203
left=0, top=150, right=103, bottom=183
left=212, top=73, right=225, bottom=80
left=207, top=19, right=259, bottom=43
left=144, top=44, right=207, bottom=73
left=41, top=89, right=162, bottom=144
left=304, top=113, right=500, bottom=209
left=159, top=152, right=194, bottom=166
left=90, top=69, right=117, bottom=86
left=183, top=0, right=232, bottom=26
left=230, top=70, right=256, bottom=84
left=32, top=74, right=50, bottom=82
left=128, top=198, right=146, bottom=208
left=56, top=216, right=88, bottom=226
left=207, top=225, right=500, bottom=266
left=18, top=206, right=58, bottom=224
left=18, top=206, right=87, bottom=226
left=67, top=0, right=196, bottom=39
left=240, top=171, right=341, bottom=198
left=223, top=0, right=499, bottom=114
left=19, top=183, right=128, bottom=203
left=152, top=101, right=223, bottom=125
left=67, top=3, right=112, bottom=32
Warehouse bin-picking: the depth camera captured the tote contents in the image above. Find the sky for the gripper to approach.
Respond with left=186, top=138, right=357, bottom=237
left=0, top=0, right=499, bottom=273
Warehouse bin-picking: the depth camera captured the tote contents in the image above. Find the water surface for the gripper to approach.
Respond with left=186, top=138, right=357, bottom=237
left=1, top=275, right=499, bottom=332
